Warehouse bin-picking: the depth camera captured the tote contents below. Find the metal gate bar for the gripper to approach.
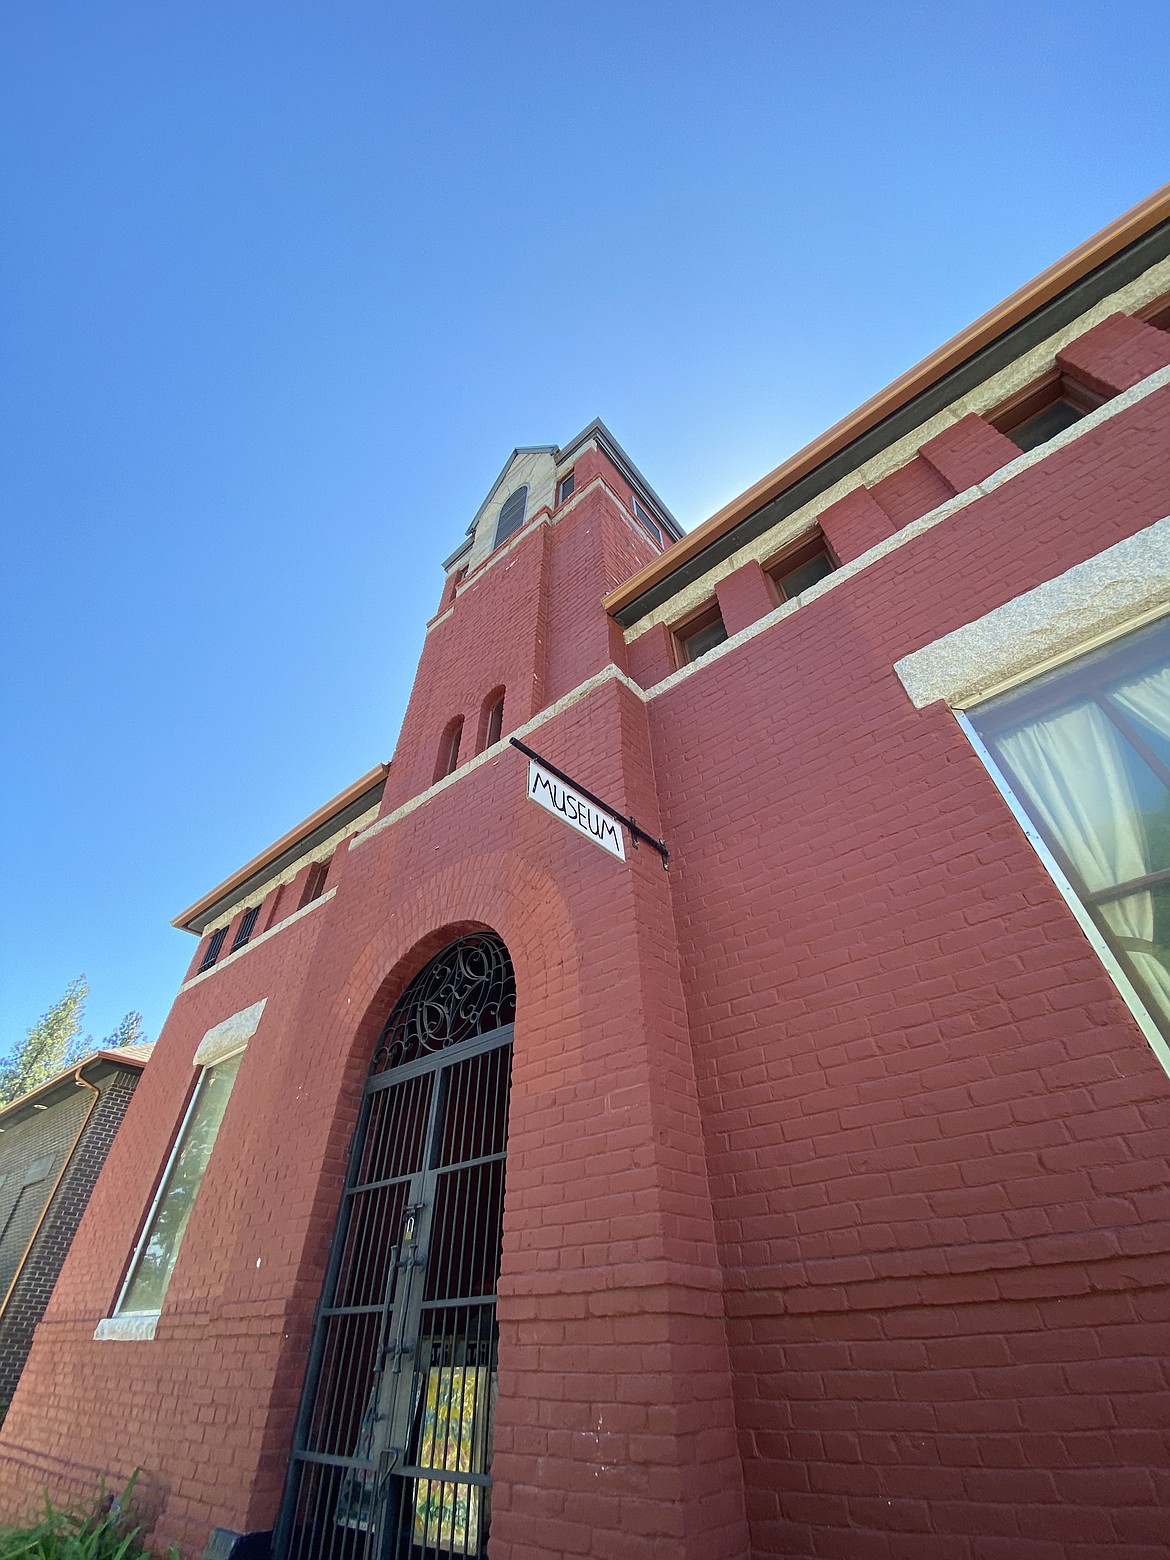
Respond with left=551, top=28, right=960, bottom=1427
left=275, top=1024, right=513, bottom=1560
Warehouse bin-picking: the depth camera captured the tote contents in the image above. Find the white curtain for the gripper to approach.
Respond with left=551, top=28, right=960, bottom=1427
left=998, top=678, right=1170, bottom=1023
left=1112, top=665, right=1170, bottom=750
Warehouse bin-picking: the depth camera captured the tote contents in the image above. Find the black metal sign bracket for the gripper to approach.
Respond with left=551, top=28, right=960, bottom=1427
left=510, top=737, right=670, bottom=869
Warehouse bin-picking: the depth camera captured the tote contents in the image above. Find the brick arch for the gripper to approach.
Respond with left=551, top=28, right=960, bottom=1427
left=329, top=848, right=584, bottom=1091
left=278, top=848, right=584, bottom=1322
left=260, top=849, right=585, bottom=1537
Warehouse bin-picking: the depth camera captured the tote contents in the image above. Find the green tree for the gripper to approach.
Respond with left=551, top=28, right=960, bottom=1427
left=98, top=1008, right=146, bottom=1051
left=0, top=978, right=147, bottom=1107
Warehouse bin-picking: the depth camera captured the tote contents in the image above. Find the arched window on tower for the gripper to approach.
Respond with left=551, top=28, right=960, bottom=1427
left=435, top=716, right=464, bottom=782
left=478, top=687, right=505, bottom=752
left=492, top=486, right=528, bottom=549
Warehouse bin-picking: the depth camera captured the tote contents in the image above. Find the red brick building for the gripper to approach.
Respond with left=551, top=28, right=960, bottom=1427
left=2, top=186, right=1170, bottom=1559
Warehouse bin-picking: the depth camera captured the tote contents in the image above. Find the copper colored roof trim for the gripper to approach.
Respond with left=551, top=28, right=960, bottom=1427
left=604, top=182, right=1170, bottom=620
left=172, top=763, right=390, bottom=932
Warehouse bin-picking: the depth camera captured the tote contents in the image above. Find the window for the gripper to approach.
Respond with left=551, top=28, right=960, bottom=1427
left=493, top=486, right=528, bottom=549
left=676, top=603, right=728, bottom=665
left=230, top=904, right=260, bottom=952
left=115, top=1050, right=243, bottom=1316
left=556, top=471, right=575, bottom=505
left=768, top=539, right=834, bottom=602
left=435, top=716, right=464, bottom=781
left=1137, top=294, right=1170, bottom=333
left=301, top=858, right=330, bottom=907
left=968, top=614, right=1170, bottom=1041
left=632, top=495, right=662, bottom=545
left=479, top=688, right=505, bottom=752
left=988, top=368, right=1105, bottom=452
left=197, top=927, right=227, bottom=974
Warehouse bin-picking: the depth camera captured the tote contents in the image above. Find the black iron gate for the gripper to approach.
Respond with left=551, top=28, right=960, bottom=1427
left=274, top=934, right=515, bottom=1560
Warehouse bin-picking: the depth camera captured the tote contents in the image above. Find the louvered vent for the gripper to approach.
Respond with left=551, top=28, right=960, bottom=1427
left=493, top=485, right=528, bottom=548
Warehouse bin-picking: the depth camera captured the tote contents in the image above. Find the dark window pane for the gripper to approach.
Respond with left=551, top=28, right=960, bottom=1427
left=493, top=487, right=528, bottom=548
left=632, top=497, right=662, bottom=544
left=557, top=472, right=574, bottom=504
left=302, top=859, right=330, bottom=905
left=777, top=553, right=833, bottom=599
left=231, top=905, right=260, bottom=951
left=683, top=618, right=728, bottom=663
left=1006, top=398, right=1084, bottom=452
left=197, top=927, right=227, bottom=973
left=485, top=698, right=503, bottom=748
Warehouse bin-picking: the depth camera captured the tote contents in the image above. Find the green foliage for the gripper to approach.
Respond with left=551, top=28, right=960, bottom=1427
left=0, top=1475, right=177, bottom=1559
left=98, top=1012, right=145, bottom=1053
left=0, top=980, right=147, bottom=1108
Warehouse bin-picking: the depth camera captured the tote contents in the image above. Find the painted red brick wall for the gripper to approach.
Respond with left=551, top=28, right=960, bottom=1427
left=868, top=452, right=955, bottom=531
left=647, top=382, right=1170, bottom=1558
left=0, top=333, right=1167, bottom=1560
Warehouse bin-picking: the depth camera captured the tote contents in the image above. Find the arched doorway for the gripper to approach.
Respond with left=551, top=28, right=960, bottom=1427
left=274, top=932, right=515, bottom=1559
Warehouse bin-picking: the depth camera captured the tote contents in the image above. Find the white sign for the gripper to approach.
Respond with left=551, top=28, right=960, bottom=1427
left=526, top=760, right=626, bottom=861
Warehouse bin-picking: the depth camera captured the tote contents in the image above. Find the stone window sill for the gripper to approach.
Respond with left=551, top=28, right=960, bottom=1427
left=94, top=1313, right=159, bottom=1342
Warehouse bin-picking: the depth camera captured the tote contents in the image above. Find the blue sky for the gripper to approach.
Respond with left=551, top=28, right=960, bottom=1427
left=2, top=1, right=1167, bottom=1049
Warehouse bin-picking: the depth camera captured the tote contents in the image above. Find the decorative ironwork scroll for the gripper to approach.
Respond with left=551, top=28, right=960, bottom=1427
left=371, top=932, right=515, bottom=1075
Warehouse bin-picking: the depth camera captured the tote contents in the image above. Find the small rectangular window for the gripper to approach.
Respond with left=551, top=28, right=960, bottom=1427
left=968, top=614, right=1170, bottom=1044
left=556, top=471, right=575, bottom=505
left=116, top=1050, right=243, bottom=1316
left=632, top=496, right=662, bottom=545
left=989, top=369, right=1105, bottom=452
left=1137, top=294, right=1170, bottom=333
left=197, top=927, right=227, bottom=974
left=231, top=905, right=261, bottom=952
left=768, top=541, right=834, bottom=602
left=676, top=604, right=728, bottom=665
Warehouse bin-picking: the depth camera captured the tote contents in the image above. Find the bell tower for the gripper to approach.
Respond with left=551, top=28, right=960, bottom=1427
left=377, top=421, right=681, bottom=815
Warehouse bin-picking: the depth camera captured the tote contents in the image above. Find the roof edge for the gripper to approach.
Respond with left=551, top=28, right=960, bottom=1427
left=604, top=181, right=1170, bottom=621
left=463, top=445, right=559, bottom=540
left=0, top=1046, right=154, bottom=1124
left=556, top=418, right=685, bottom=540
left=171, top=763, right=390, bottom=933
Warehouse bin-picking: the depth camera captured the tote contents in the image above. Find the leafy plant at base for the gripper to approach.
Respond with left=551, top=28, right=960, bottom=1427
left=0, top=1474, right=177, bottom=1559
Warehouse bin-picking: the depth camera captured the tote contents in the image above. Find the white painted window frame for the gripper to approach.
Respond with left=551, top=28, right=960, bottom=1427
left=97, top=1038, right=248, bottom=1340
left=115, top=1043, right=245, bottom=1317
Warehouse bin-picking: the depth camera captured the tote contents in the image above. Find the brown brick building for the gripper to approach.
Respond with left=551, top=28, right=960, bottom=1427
left=0, top=1046, right=151, bottom=1419
left=1, top=188, right=1169, bottom=1559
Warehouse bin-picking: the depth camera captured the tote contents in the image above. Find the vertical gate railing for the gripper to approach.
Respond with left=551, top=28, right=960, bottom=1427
left=274, top=933, right=515, bottom=1560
